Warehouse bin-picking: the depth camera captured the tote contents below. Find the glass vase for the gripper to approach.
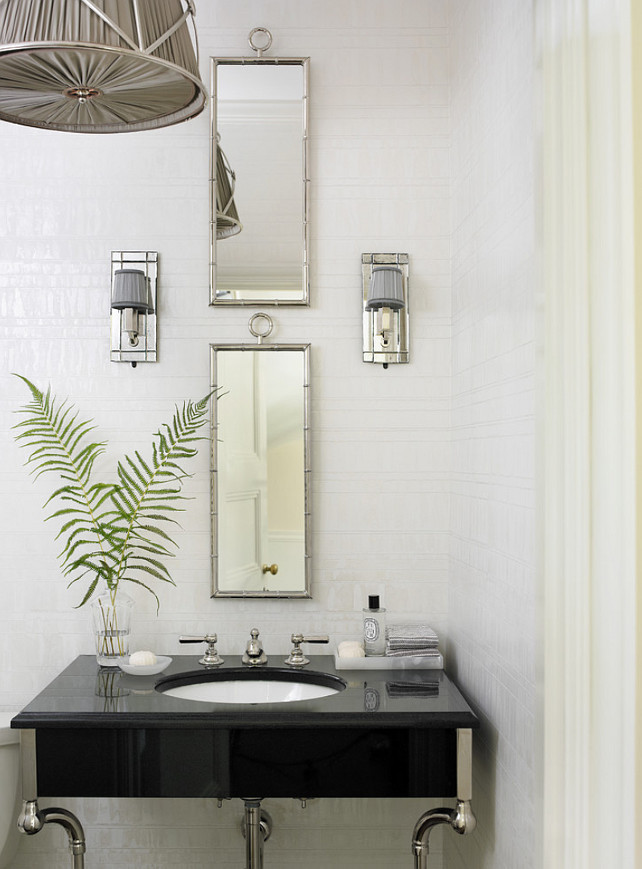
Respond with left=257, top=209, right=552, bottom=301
left=90, top=586, right=134, bottom=667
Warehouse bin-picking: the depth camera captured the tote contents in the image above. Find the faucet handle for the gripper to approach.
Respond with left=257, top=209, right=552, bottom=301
left=179, top=634, right=224, bottom=668
left=284, top=634, right=329, bottom=668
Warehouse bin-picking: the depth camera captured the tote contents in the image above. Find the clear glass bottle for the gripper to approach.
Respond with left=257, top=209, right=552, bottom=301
left=363, top=595, right=386, bottom=656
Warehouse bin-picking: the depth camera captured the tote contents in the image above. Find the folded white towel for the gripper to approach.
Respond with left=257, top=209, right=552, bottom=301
left=337, top=641, right=365, bottom=658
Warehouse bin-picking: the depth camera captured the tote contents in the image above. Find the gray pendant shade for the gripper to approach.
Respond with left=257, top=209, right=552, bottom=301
left=366, top=266, right=406, bottom=310
left=111, top=268, right=152, bottom=311
left=215, top=139, right=242, bottom=239
left=0, top=0, right=206, bottom=133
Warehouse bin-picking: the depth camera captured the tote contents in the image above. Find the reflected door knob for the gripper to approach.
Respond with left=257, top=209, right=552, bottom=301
left=262, top=563, right=278, bottom=575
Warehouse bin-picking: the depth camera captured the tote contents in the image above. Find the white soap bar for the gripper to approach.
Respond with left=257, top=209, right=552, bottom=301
left=337, top=641, right=365, bottom=658
left=129, top=650, right=157, bottom=666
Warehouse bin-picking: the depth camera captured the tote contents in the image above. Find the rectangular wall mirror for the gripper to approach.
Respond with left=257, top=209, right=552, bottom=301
left=209, top=56, right=310, bottom=305
left=210, top=344, right=311, bottom=597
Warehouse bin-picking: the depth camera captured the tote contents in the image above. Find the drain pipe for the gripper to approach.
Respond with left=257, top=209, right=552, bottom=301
left=241, top=798, right=272, bottom=869
left=19, top=800, right=86, bottom=869
left=18, top=729, right=86, bottom=869
left=412, top=800, right=475, bottom=869
left=411, top=729, right=476, bottom=869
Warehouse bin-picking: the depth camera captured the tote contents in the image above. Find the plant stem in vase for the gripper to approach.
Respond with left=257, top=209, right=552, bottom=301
left=91, top=587, right=134, bottom=667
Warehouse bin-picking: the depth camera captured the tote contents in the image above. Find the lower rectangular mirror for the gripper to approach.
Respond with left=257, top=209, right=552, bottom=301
left=210, top=344, right=311, bottom=598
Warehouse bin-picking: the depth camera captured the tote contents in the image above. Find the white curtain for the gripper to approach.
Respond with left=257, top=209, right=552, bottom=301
left=537, top=0, right=638, bottom=867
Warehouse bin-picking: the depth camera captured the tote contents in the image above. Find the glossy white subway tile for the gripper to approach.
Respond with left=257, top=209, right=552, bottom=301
left=0, top=3, right=454, bottom=867
left=447, top=1, right=536, bottom=869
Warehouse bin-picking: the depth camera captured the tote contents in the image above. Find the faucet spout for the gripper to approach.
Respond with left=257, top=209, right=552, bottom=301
left=242, top=628, right=268, bottom=665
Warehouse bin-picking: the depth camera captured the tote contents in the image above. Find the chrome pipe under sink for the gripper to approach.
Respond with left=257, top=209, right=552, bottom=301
left=241, top=799, right=272, bottom=869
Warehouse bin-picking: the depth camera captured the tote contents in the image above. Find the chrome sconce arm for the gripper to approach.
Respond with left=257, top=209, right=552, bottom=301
left=362, top=253, right=409, bottom=367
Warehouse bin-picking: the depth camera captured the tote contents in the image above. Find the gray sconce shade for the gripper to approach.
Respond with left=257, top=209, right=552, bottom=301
left=0, top=0, right=206, bottom=133
left=365, top=266, right=406, bottom=310
left=111, top=269, right=152, bottom=312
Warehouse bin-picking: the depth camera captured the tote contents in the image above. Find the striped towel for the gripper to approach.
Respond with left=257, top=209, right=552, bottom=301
left=386, top=623, right=439, bottom=656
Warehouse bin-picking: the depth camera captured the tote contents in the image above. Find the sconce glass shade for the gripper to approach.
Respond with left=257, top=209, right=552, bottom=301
left=111, top=269, right=152, bottom=312
left=365, top=266, right=405, bottom=310
left=0, top=0, right=206, bottom=134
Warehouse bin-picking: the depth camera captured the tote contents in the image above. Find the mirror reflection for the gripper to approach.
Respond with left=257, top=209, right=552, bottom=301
left=211, top=345, right=310, bottom=597
left=210, top=57, right=310, bottom=305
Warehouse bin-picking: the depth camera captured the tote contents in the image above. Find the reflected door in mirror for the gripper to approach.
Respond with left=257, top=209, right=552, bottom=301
left=212, top=346, right=310, bottom=597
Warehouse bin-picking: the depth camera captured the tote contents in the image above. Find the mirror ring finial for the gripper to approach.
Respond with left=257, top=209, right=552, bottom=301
left=248, top=27, right=273, bottom=56
left=248, top=312, right=274, bottom=343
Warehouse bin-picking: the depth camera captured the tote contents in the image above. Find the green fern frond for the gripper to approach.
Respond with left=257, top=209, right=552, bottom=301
left=13, top=374, right=212, bottom=610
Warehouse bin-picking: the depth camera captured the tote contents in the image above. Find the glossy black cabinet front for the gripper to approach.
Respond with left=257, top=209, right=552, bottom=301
left=35, top=725, right=458, bottom=798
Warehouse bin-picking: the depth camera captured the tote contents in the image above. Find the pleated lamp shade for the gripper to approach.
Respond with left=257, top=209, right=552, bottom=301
left=365, top=266, right=405, bottom=310
left=111, top=269, right=152, bottom=311
left=0, top=0, right=206, bottom=133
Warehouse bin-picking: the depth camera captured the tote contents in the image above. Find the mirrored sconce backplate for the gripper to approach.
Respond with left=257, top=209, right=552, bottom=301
left=210, top=343, right=311, bottom=598
left=110, top=250, right=157, bottom=364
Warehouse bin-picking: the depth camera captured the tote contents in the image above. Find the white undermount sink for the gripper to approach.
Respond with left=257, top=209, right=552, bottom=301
left=156, top=667, right=346, bottom=705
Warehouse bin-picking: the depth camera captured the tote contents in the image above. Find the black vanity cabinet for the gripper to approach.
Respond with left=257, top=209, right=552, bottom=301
left=12, top=656, right=479, bottom=801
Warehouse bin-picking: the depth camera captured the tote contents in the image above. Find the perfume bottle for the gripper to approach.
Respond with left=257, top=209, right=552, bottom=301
left=363, top=595, right=386, bottom=656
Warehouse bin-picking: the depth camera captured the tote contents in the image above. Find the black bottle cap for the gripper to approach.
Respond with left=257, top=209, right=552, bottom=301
left=368, top=595, right=380, bottom=610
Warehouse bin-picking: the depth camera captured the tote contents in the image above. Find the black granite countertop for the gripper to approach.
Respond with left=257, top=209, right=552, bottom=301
left=11, top=655, right=478, bottom=731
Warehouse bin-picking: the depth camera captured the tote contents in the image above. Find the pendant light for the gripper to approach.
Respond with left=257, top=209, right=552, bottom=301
left=0, top=0, right=207, bottom=133
left=215, top=134, right=242, bottom=239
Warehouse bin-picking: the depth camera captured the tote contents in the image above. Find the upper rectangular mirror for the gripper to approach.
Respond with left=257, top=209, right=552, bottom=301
left=210, top=56, right=310, bottom=305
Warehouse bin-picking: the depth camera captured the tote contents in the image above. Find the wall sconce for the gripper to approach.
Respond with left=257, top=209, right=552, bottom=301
left=362, top=253, right=409, bottom=367
left=110, top=251, right=157, bottom=366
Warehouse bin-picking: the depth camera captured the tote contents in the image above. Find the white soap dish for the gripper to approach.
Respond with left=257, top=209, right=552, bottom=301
left=334, top=652, right=443, bottom=671
left=118, top=655, right=172, bottom=676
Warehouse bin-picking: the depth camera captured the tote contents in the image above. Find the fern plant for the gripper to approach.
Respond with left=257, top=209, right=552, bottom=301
left=13, top=374, right=211, bottom=614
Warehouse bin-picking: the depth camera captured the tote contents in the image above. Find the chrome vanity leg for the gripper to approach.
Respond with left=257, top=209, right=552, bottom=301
left=241, top=798, right=272, bottom=869
left=411, top=729, right=477, bottom=869
left=17, top=730, right=87, bottom=869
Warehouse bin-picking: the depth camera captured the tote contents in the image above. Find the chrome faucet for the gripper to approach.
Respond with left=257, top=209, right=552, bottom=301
left=242, top=628, right=268, bottom=666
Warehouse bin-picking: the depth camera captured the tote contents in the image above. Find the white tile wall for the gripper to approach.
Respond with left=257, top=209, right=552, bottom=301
left=0, top=1, right=451, bottom=867
left=447, top=2, right=537, bottom=869
left=1, top=2, right=539, bottom=867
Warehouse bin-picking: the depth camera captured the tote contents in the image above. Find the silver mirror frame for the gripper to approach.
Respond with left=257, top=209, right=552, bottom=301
left=209, top=56, right=310, bottom=306
left=210, top=343, right=311, bottom=598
